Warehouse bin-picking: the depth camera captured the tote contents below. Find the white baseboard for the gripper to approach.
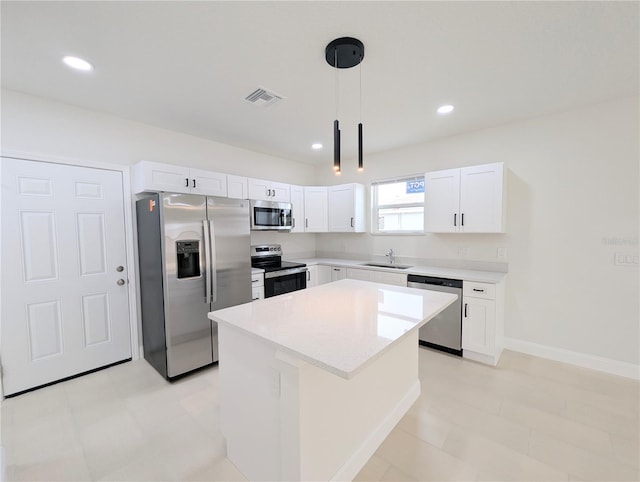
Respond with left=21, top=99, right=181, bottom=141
left=503, top=337, right=640, bottom=380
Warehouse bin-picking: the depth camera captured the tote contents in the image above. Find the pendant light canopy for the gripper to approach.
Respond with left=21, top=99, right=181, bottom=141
left=325, top=37, right=365, bottom=173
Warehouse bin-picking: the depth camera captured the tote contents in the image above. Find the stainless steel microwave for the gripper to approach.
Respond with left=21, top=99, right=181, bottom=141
left=250, top=200, right=292, bottom=231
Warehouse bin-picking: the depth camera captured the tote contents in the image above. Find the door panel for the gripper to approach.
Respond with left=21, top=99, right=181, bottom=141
left=1, top=158, right=132, bottom=395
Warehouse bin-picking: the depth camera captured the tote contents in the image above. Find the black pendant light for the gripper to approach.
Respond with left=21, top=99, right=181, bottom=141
left=325, top=37, right=365, bottom=173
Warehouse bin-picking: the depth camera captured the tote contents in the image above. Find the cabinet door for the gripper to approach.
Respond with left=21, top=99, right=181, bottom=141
left=373, top=271, right=407, bottom=287
left=227, top=175, right=248, bottom=199
left=328, top=184, right=365, bottom=232
left=459, top=163, right=504, bottom=233
left=316, top=265, right=332, bottom=285
left=346, top=268, right=375, bottom=282
left=190, top=168, right=228, bottom=197
left=289, top=185, right=305, bottom=233
left=424, top=168, right=460, bottom=233
left=330, top=266, right=346, bottom=282
left=303, top=187, right=328, bottom=232
left=247, top=178, right=270, bottom=201
left=462, top=297, right=496, bottom=355
left=306, top=265, right=317, bottom=288
left=270, top=181, right=290, bottom=203
left=133, top=161, right=191, bottom=194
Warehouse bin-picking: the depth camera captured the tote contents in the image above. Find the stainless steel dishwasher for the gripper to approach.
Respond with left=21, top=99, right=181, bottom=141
left=407, top=274, right=463, bottom=356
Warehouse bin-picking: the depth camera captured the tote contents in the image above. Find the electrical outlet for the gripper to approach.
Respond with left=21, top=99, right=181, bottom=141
left=614, top=253, right=639, bottom=266
left=497, top=247, right=507, bottom=259
left=458, top=247, right=469, bottom=257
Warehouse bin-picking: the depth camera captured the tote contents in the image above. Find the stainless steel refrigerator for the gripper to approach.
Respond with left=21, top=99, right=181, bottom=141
left=136, top=193, right=252, bottom=379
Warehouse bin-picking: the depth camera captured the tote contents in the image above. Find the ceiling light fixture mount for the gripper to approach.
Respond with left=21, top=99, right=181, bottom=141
left=325, top=37, right=365, bottom=173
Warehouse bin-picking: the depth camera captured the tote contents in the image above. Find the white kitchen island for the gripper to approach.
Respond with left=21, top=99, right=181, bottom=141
left=208, top=279, right=457, bottom=482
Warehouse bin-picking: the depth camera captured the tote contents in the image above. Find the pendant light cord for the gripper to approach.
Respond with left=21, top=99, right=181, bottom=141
left=359, top=55, right=362, bottom=122
left=335, top=49, right=339, bottom=119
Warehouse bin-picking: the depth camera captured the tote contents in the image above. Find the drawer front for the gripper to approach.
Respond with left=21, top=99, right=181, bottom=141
left=251, top=272, right=264, bottom=286
left=251, top=286, right=264, bottom=301
left=463, top=281, right=495, bottom=300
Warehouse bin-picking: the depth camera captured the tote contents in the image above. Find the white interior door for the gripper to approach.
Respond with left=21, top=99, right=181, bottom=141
left=1, top=158, right=132, bottom=396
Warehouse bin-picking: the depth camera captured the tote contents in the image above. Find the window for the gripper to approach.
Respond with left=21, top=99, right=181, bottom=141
left=371, top=175, right=425, bottom=234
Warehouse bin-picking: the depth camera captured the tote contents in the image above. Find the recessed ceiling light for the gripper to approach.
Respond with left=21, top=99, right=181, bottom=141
left=62, top=56, right=93, bottom=72
left=311, top=143, right=323, bottom=150
left=437, top=104, right=455, bottom=115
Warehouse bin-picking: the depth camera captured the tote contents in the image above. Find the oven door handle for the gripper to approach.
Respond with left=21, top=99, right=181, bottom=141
left=264, top=267, right=308, bottom=279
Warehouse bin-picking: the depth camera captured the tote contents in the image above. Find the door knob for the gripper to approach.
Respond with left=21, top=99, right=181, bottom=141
left=117, top=279, right=126, bottom=286
left=116, top=266, right=124, bottom=272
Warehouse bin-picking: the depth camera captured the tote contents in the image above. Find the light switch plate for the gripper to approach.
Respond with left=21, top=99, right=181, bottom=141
left=497, top=247, right=507, bottom=259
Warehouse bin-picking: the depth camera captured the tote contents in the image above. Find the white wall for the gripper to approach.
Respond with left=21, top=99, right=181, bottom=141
left=2, top=89, right=637, bottom=371
left=315, top=97, right=639, bottom=367
left=0, top=89, right=317, bottom=258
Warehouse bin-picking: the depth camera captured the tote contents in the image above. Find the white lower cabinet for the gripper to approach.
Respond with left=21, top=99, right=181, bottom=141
left=462, top=280, right=504, bottom=365
left=346, top=268, right=407, bottom=287
left=330, top=266, right=346, bottom=282
left=316, top=265, right=333, bottom=285
left=251, top=271, right=264, bottom=301
left=306, top=265, right=317, bottom=288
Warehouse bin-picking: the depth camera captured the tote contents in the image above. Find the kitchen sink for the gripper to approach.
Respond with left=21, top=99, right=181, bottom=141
left=360, top=262, right=413, bottom=270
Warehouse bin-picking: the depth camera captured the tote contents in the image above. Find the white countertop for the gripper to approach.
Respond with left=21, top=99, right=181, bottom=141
left=293, top=257, right=506, bottom=283
left=209, top=279, right=457, bottom=379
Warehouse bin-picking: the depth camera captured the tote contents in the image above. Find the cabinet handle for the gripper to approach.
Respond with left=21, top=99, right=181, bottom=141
left=350, top=217, right=354, bottom=228
left=252, top=279, right=259, bottom=283
left=292, top=218, right=296, bottom=228
left=333, top=268, right=340, bottom=271
left=307, top=271, right=311, bottom=281
left=192, top=179, right=196, bottom=188
left=305, top=218, right=308, bottom=228
left=461, top=213, right=464, bottom=226
left=271, top=189, right=276, bottom=197
left=472, top=288, right=485, bottom=292
left=185, top=178, right=189, bottom=187
left=454, top=213, right=457, bottom=226
left=464, top=303, right=468, bottom=317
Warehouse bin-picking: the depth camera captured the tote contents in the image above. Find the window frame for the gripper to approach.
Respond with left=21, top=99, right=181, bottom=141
left=371, top=174, right=425, bottom=235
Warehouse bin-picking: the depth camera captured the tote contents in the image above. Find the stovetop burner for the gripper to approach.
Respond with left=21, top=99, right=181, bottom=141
left=250, top=244, right=306, bottom=272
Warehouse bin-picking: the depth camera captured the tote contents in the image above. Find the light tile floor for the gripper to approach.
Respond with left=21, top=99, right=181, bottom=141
left=2, top=348, right=638, bottom=481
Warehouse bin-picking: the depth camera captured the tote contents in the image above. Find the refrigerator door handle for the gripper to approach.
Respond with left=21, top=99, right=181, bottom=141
left=203, top=220, right=212, bottom=304
left=208, top=220, right=218, bottom=304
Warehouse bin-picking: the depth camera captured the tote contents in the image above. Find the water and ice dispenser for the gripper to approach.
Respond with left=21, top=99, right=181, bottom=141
left=176, top=240, right=200, bottom=279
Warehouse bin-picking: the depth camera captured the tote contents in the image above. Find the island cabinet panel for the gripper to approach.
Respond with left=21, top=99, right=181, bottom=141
left=217, top=323, right=420, bottom=482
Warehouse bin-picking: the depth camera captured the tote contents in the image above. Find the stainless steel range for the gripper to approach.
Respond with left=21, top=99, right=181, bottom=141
left=250, top=244, right=307, bottom=298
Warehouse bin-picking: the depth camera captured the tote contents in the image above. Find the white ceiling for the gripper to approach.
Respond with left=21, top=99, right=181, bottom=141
left=2, top=1, right=638, bottom=165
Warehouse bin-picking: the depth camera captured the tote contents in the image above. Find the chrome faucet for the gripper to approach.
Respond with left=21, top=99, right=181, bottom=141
left=386, top=248, right=395, bottom=264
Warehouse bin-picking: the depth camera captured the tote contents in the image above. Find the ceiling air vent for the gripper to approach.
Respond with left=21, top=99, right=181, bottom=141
left=244, top=87, right=283, bottom=107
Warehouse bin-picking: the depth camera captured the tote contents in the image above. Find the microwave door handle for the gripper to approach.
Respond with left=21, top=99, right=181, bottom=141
left=209, top=219, right=217, bottom=304
left=203, top=220, right=212, bottom=304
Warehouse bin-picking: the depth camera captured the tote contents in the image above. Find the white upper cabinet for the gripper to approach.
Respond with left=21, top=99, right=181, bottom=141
left=133, top=161, right=227, bottom=197
left=227, top=175, right=248, bottom=199
left=248, top=178, right=290, bottom=202
left=303, top=186, right=328, bottom=232
left=425, top=162, right=505, bottom=233
left=289, top=184, right=305, bottom=233
left=328, top=183, right=365, bottom=233
left=189, top=167, right=228, bottom=197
